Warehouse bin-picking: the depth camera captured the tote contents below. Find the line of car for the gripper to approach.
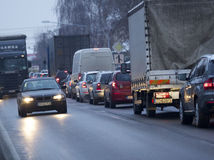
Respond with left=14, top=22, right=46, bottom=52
left=64, top=70, right=133, bottom=108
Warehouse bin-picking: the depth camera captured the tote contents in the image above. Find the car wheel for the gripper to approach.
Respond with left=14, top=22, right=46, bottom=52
left=89, top=93, right=93, bottom=104
left=195, top=99, right=209, bottom=128
left=58, top=104, right=67, bottom=114
left=146, top=108, right=156, bottom=117
left=19, top=106, right=27, bottom=117
left=109, top=96, right=116, bottom=108
left=104, top=95, right=109, bottom=108
left=79, top=92, right=83, bottom=103
left=179, top=100, right=193, bottom=125
left=133, top=93, right=142, bottom=115
left=92, top=93, right=98, bottom=105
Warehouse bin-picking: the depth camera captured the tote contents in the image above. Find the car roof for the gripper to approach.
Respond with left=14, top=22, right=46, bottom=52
left=85, top=71, right=100, bottom=74
left=201, top=54, right=214, bottom=60
left=23, top=77, right=55, bottom=82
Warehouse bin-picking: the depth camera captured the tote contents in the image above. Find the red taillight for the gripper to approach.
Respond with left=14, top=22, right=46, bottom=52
left=112, top=81, right=118, bottom=89
left=96, top=83, right=101, bottom=90
left=155, top=92, right=170, bottom=99
left=82, top=82, right=87, bottom=88
left=204, top=78, right=214, bottom=90
left=64, top=70, right=68, bottom=74
left=78, top=73, right=82, bottom=81
left=56, top=78, right=60, bottom=83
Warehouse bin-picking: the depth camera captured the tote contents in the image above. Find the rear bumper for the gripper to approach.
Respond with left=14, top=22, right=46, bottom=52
left=112, top=92, right=133, bottom=103
left=199, top=92, right=214, bottom=114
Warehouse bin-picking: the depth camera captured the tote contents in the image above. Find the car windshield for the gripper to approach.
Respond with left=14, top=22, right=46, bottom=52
left=100, top=73, right=112, bottom=83
left=209, top=61, right=214, bottom=75
left=0, top=58, right=27, bottom=72
left=86, top=73, right=97, bottom=82
left=23, top=79, right=59, bottom=92
left=116, top=73, right=131, bottom=81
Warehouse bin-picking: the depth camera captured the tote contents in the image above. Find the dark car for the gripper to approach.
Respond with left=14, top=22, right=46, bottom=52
left=88, top=71, right=113, bottom=105
left=180, top=55, right=214, bottom=128
left=55, top=70, right=68, bottom=86
left=104, top=71, right=132, bottom=108
left=17, top=77, right=67, bottom=117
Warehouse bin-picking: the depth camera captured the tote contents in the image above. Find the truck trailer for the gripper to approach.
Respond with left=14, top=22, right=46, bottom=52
left=48, top=35, right=90, bottom=77
left=128, top=0, right=214, bottom=116
left=0, top=35, right=28, bottom=98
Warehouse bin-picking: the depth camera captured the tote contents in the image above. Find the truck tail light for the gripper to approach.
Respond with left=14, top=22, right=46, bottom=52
left=204, top=78, right=214, bottom=90
left=56, top=78, right=60, bottom=83
left=96, top=83, right=101, bottom=90
left=155, top=92, right=170, bottom=99
left=82, top=82, right=87, bottom=88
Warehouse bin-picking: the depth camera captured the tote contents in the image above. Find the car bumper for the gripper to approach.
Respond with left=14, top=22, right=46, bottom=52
left=20, top=100, right=67, bottom=113
left=112, top=92, right=133, bottom=104
left=199, top=92, right=214, bottom=114
left=94, top=90, right=104, bottom=101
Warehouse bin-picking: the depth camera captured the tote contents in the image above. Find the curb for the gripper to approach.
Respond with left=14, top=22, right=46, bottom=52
left=0, top=120, right=20, bottom=160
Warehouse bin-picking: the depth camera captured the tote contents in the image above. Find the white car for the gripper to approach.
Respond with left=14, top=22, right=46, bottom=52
left=75, top=71, right=99, bottom=102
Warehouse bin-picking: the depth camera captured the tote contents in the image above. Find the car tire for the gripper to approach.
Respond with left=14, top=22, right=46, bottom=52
left=146, top=108, right=156, bottom=117
left=89, top=93, right=93, bottom=104
left=179, top=100, right=193, bottom=125
left=79, top=92, right=83, bottom=103
left=195, top=100, right=209, bottom=128
left=19, top=106, right=27, bottom=117
left=109, top=96, right=116, bottom=108
left=104, top=95, right=109, bottom=108
left=92, top=93, right=98, bottom=105
left=58, top=104, right=67, bottom=114
left=133, top=93, right=142, bottom=115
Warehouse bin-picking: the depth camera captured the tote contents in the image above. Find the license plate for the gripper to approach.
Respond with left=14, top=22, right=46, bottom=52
left=154, top=99, right=172, bottom=104
left=126, top=96, right=133, bottom=100
left=9, top=90, right=16, bottom=93
left=37, top=102, right=51, bottom=107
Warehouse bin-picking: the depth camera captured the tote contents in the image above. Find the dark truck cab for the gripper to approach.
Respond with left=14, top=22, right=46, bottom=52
left=0, top=35, right=28, bottom=98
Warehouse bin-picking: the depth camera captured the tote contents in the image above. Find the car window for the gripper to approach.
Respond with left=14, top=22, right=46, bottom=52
left=23, top=79, right=59, bottom=91
left=86, top=73, right=97, bottom=82
left=189, top=61, right=199, bottom=79
left=195, top=58, right=207, bottom=77
left=208, top=60, right=214, bottom=75
left=100, top=73, right=112, bottom=84
left=116, top=73, right=131, bottom=81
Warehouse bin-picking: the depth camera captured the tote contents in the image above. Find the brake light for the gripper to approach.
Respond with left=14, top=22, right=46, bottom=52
left=64, top=70, right=68, bottom=74
left=96, top=83, right=101, bottom=90
left=69, top=81, right=72, bottom=86
left=82, top=82, right=87, bottom=88
left=112, top=81, right=118, bottom=89
left=56, top=78, right=60, bottom=83
left=204, top=78, right=214, bottom=90
left=40, top=74, right=44, bottom=77
left=155, top=92, right=170, bottom=99
left=78, top=73, right=82, bottom=80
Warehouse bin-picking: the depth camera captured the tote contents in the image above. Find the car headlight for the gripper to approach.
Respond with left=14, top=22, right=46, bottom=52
left=53, top=94, right=64, bottom=100
left=23, top=97, right=34, bottom=103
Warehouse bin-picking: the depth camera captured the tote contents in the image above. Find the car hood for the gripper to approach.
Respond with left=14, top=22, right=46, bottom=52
left=21, top=89, right=64, bottom=98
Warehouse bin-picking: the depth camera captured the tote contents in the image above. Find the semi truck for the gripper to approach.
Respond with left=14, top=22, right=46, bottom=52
left=0, top=35, right=28, bottom=98
left=48, top=35, right=90, bottom=77
left=128, top=0, right=214, bottom=116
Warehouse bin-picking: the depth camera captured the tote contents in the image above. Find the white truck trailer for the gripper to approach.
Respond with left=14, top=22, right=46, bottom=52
left=128, top=0, right=214, bottom=116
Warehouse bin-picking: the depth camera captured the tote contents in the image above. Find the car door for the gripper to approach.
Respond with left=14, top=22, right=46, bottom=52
left=104, top=73, right=113, bottom=102
left=183, top=62, right=198, bottom=109
left=189, top=58, right=208, bottom=108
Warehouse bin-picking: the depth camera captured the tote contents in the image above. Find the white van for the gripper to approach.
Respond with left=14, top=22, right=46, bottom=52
left=70, top=48, right=115, bottom=98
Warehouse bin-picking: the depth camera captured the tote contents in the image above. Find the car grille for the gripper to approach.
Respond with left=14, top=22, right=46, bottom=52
left=35, top=96, right=52, bottom=101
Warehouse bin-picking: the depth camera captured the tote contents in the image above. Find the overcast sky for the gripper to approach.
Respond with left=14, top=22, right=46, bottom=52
left=0, top=0, right=57, bottom=54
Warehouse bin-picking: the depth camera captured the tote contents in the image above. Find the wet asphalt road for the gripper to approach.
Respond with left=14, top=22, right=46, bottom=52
left=0, top=97, right=214, bottom=160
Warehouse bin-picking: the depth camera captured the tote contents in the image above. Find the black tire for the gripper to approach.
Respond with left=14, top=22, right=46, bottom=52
left=89, top=93, right=93, bottom=104
left=19, top=107, right=27, bottom=117
left=79, top=94, right=83, bottom=103
left=179, top=100, right=193, bottom=125
left=58, top=104, right=67, bottom=114
left=92, top=93, right=98, bottom=105
left=104, top=95, right=109, bottom=108
left=133, top=92, right=142, bottom=115
left=146, top=108, right=156, bottom=117
left=109, top=96, right=116, bottom=108
left=195, top=100, right=209, bottom=128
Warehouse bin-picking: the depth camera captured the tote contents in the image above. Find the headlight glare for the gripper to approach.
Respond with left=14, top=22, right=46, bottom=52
left=53, top=94, right=63, bottom=100
left=23, top=97, right=34, bottom=103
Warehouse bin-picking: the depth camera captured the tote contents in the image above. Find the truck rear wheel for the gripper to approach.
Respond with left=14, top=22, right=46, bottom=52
left=146, top=93, right=156, bottom=117
left=133, top=92, right=142, bottom=115
left=146, top=109, right=156, bottom=117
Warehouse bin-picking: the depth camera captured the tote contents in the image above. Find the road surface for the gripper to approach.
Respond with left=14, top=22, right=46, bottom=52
left=0, top=97, right=214, bottom=160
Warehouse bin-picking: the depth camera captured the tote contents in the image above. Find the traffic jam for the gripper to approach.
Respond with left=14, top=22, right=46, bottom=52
left=0, top=0, right=214, bottom=160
